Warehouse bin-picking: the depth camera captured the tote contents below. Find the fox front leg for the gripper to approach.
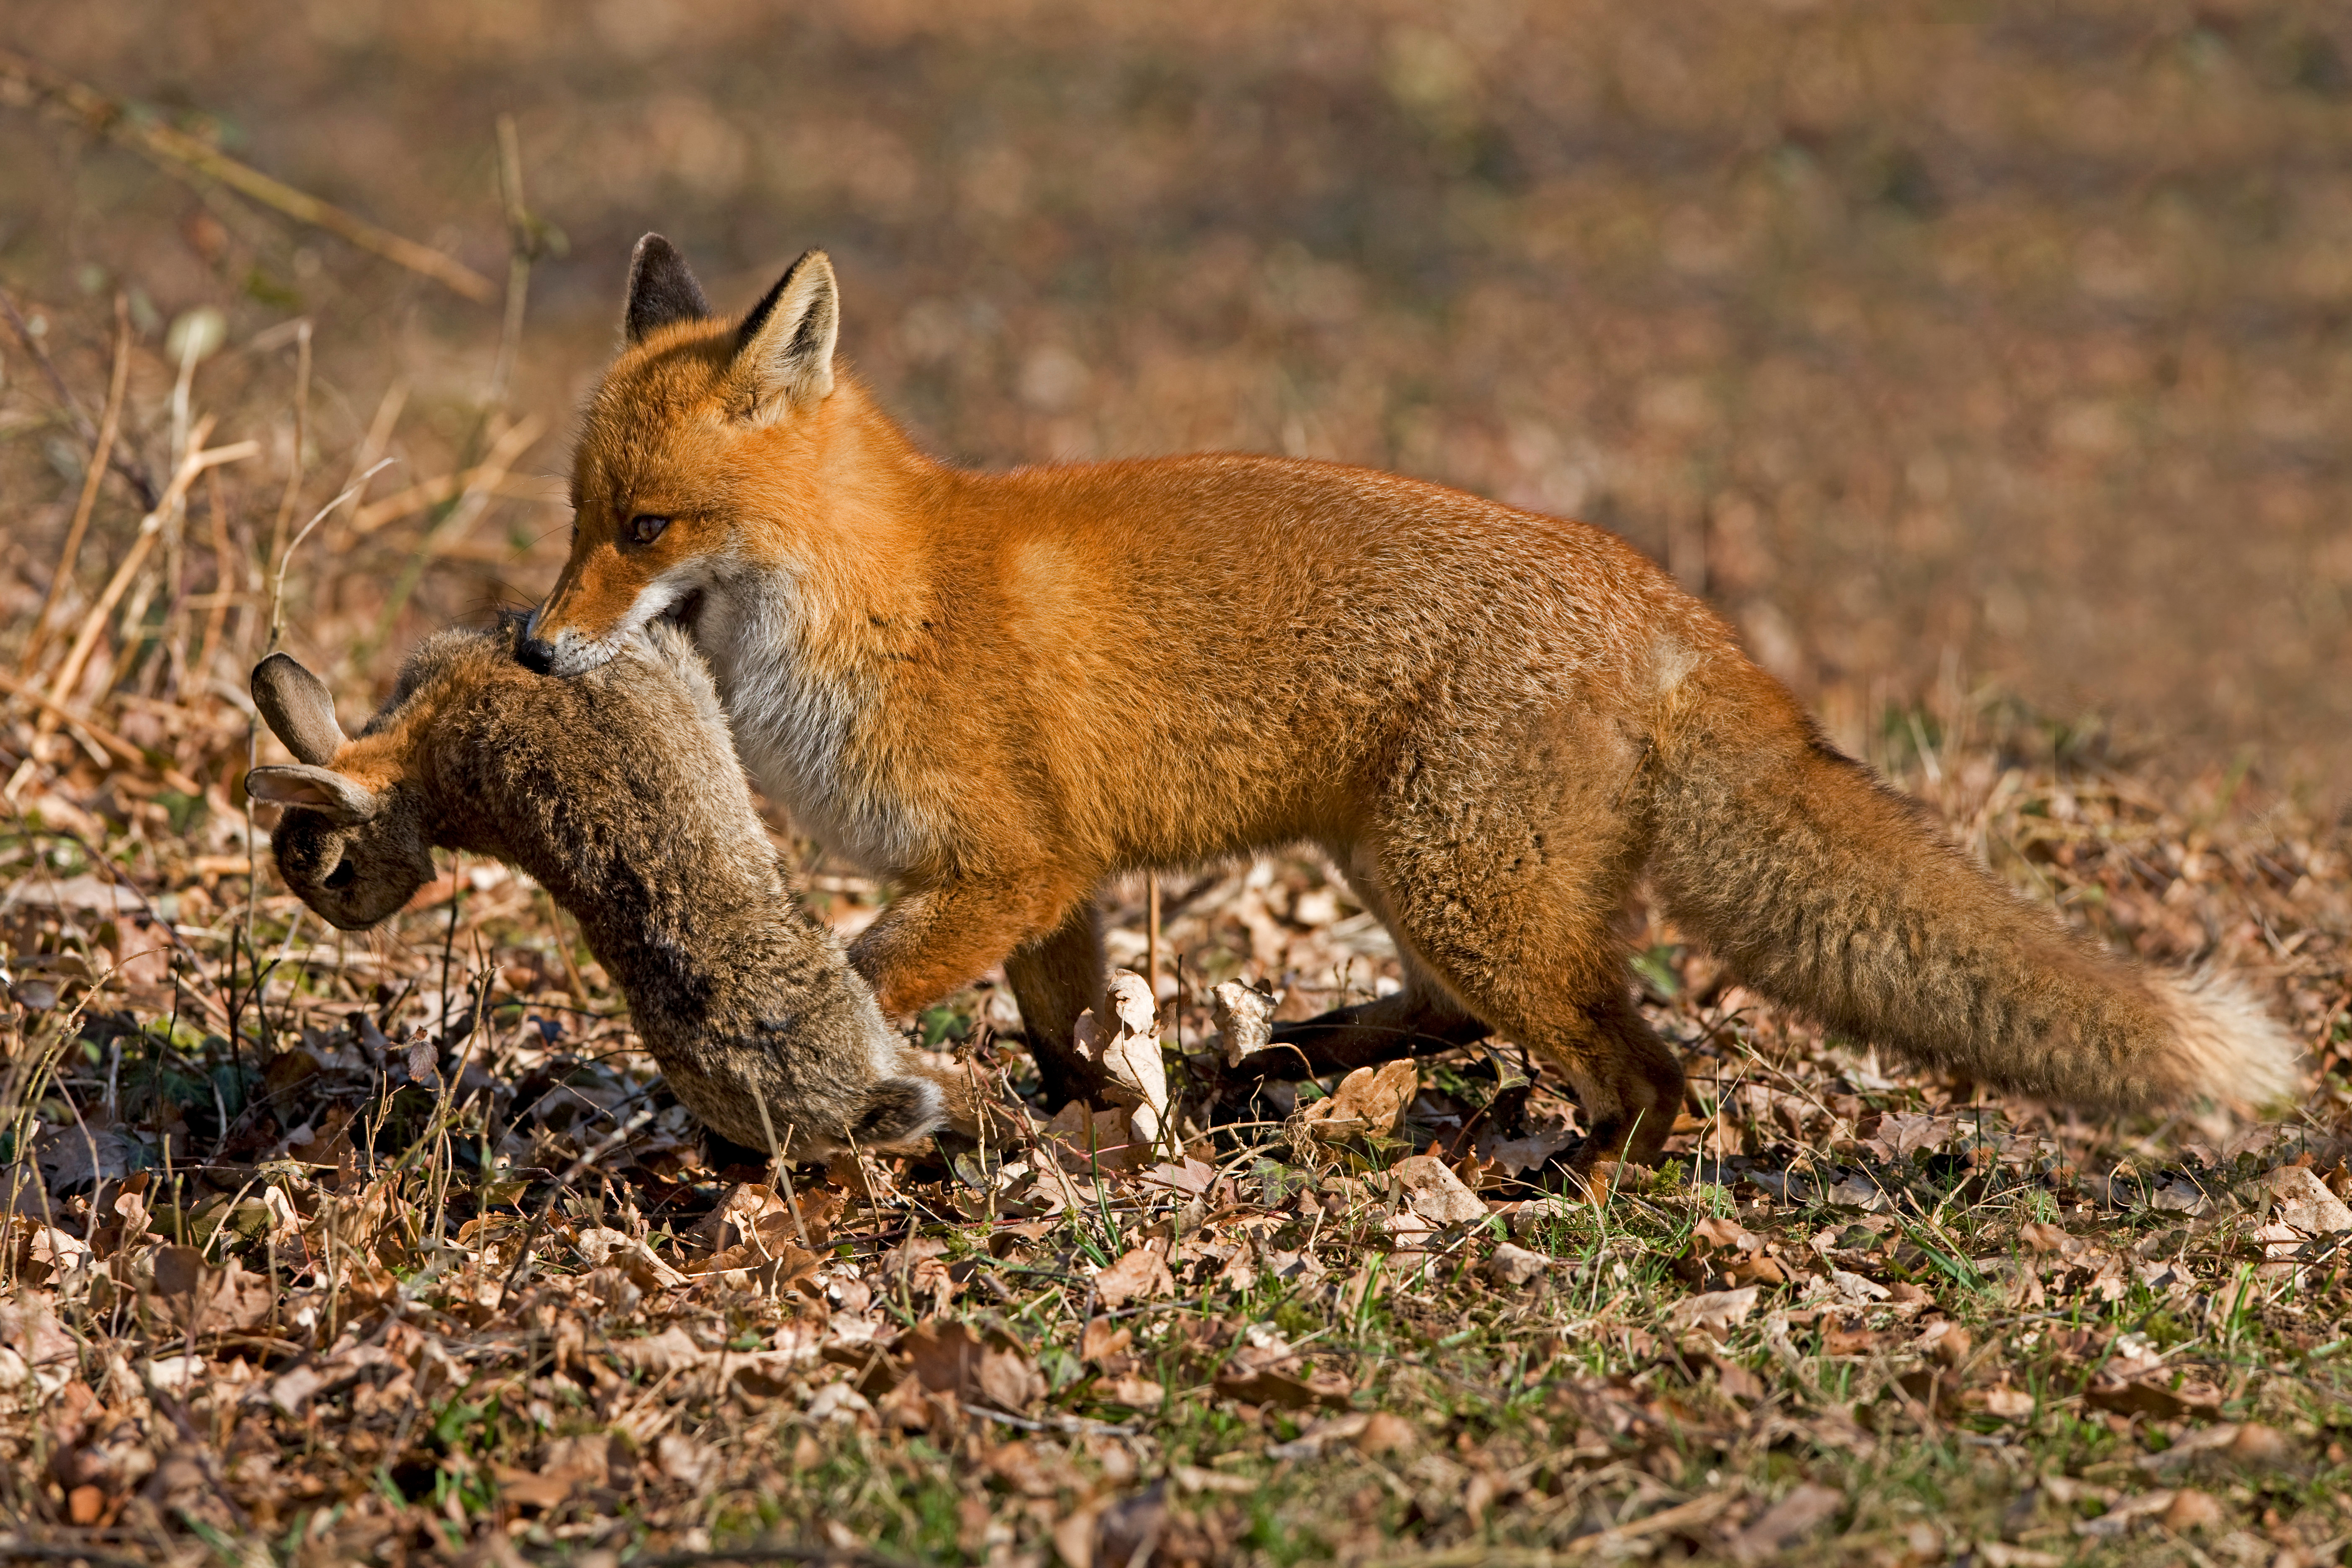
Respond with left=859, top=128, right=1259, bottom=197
left=843, top=872, right=1113, bottom=1110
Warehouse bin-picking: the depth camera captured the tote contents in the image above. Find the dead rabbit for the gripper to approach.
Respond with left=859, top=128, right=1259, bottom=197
left=246, top=620, right=990, bottom=1158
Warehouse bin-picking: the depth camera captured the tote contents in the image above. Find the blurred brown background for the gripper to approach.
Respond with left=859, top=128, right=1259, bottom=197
left=4, top=0, right=2349, bottom=799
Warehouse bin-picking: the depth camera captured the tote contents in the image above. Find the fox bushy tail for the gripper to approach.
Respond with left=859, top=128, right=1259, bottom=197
left=1646, top=676, right=2298, bottom=1115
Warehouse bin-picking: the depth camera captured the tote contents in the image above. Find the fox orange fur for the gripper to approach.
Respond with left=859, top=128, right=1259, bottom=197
left=518, top=233, right=2298, bottom=1165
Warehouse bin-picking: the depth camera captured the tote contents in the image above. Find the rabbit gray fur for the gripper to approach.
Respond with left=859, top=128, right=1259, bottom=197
left=248, top=619, right=985, bottom=1157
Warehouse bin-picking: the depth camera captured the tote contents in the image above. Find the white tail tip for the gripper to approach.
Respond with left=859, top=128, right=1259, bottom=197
left=2155, top=971, right=2302, bottom=1113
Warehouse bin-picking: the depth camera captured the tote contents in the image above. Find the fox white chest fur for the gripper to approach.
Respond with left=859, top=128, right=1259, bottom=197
left=692, top=567, right=934, bottom=879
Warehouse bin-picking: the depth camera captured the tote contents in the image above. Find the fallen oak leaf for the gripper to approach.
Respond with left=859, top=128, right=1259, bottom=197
left=1290, top=1060, right=1416, bottom=1150
left=1728, top=1483, right=1845, bottom=1565
left=1213, top=1364, right=1352, bottom=1411
left=1074, top=970, right=1172, bottom=1156
left=1390, top=1154, right=1485, bottom=1225
left=1666, top=1285, right=1760, bottom=1337
left=1483, top=1242, right=1549, bottom=1287
left=1091, top=1245, right=1175, bottom=1308
left=1211, top=980, right=1277, bottom=1067
left=2085, top=1375, right=2223, bottom=1421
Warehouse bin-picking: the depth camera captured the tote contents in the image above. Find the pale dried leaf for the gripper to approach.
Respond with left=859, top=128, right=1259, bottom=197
left=1667, top=1286, right=1760, bottom=1335
left=1211, top=980, right=1277, bottom=1066
left=1392, top=1155, right=1485, bottom=1225
left=1295, top=1061, right=1416, bottom=1147
left=1091, top=1245, right=1175, bottom=1308
left=2267, top=1166, right=2352, bottom=1235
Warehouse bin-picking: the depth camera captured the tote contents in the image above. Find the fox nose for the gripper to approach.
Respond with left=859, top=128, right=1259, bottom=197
left=514, top=635, right=559, bottom=674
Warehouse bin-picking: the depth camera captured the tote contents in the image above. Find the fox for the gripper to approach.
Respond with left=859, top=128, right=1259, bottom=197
left=515, top=232, right=2298, bottom=1167
left=245, top=619, right=990, bottom=1158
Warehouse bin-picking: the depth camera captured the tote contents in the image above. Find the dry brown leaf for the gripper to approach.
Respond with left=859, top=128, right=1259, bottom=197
left=1666, top=1286, right=1760, bottom=1336
left=2085, top=1375, right=2223, bottom=1420
left=1073, top=970, right=1172, bottom=1154
left=1691, top=1216, right=1761, bottom=1254
left=898, top=1319, right=1049, bottom=1412
left=1211, top=979, right=1277, bottom=1066
left=1728, top=1483, right=1845, bottom=1564
left=1080, top=1320, right=1133, bottom=1368
left=655, top=1432, right=718, bottom=1488
left=1486, top=1124, right=1579, bottom=1174
left=2267, top=1166, right=2352, bottom=1235
left=976, top=1345, right=1047, bottom=1412
left=1391, top=1154, right=1485, bottom=1225
left=1483, top=1242, right=1548, bottom=1287
left=1101, top=1373, right=1165, bottom=1411
left=1213, top=1364, right=1352, bottom=1410
left=1091, top=1245, right=1175, bottom=1308
left=1354, top=1410, right=1418, bottom=1455
left=612, top=1326, right=707, bottom=1376
left=1052, top=1500, right=1107, bottom=1568
left=1980, top=1386, right=2036, bottom=1419
left=1292, top=1060, right=1416, bottom=1147
left=1040, top=1102, right=1144, bottom=1175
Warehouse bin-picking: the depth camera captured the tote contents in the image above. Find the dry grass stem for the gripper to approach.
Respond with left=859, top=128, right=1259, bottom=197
left=0, top=47, right=498, bottom=302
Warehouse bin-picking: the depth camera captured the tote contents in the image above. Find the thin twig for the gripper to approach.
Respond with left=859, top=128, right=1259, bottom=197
left=264, top=459, right=397, bottom=655
left=0, top=49, right=498, bottom=303
left=494, top=1106, right=663, bottom=1311
left=190, top=469, right=234, bottom=691
left=8, top=426, right=258, bottom=803
left=0, top=670, right=201, bottom=794
left=348, top=465, right=562, bottom=537
left=487, top=112, right=539, bottom=412
left=0, top=1536, right=155, bottom=1568
left=753, top=1099, right=815, bottom=1251
left=358, top=414, right=543, bottom=659
left=18, top=293, right=131, bottom=676
left=0, top=284, right=160, bottom=508
left=263, top=321, right=314, bottom=601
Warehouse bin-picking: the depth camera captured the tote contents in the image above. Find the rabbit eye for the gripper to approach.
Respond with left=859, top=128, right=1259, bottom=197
left=628, top=514, right=671, bottom=545
left=324, top=856, right=358, bottom=891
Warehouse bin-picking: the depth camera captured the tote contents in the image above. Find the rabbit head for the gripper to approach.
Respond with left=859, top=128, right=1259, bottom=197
left=244, top=652, right=436, bottom=930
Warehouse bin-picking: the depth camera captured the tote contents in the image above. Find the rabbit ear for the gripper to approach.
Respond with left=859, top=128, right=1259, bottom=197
left=252, top=652, right=348, bottom=766
left=245, top=765, right=379, bottom=826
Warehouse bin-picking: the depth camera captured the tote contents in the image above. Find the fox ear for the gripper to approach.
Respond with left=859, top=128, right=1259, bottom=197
left=731, top=249, right=838, bottom=422
left=252, top=652, right=348, bottom=766
left=624, top=233, right=712, bottom=344
left=246, top=765, right=379, bottom=826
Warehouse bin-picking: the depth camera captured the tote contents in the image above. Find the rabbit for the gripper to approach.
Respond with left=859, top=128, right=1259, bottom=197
left=245, top=619, right=990, bottom=1159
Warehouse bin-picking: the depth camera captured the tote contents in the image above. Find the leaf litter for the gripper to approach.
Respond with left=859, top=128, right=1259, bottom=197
left=1, top=123, right=2349, bottom=1568
left=5, top=648, right=2347, bottom=1566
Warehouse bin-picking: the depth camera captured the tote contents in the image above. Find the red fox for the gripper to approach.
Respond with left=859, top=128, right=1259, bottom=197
left=517, top=234, right=2298, bottom=1165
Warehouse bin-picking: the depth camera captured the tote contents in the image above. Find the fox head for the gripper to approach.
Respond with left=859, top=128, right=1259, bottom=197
left=518, top=234, right=846, bottom=677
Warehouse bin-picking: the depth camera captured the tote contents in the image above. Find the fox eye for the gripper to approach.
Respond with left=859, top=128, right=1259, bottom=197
left=627, top=514, right=671, bottom=546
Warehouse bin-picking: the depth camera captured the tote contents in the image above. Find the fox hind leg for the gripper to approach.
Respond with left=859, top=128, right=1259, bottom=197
left=1369, top=780, right=1684, bottom=1168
